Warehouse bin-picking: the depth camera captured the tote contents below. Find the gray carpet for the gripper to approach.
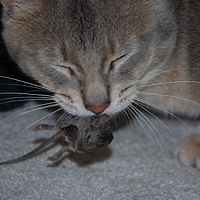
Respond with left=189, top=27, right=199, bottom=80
left=0, top=102, right=200, bottom=200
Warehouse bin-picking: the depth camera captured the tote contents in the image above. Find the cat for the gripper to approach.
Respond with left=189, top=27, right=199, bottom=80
left=0, top=0, right=200, bottom=169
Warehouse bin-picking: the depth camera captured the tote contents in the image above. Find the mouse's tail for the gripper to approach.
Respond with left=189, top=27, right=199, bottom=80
left=0, top=130, right=63, bottom=165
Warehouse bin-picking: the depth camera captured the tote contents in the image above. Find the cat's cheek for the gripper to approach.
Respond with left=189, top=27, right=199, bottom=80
left=57, top=102, right=93, bottom=117
left=54, top=94, right=94, bottom=117
left=104, top=103, right=128, bottom=115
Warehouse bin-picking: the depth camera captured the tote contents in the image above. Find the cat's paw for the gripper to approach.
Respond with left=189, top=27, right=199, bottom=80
left=175, top=135, right=200, bottom=170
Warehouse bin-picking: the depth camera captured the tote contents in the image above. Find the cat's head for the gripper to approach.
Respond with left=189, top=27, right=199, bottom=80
left=1, top=0, right=177, bottom=116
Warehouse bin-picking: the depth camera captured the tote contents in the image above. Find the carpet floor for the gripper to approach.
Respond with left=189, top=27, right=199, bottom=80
left=0, top=102, right=200, bottom=200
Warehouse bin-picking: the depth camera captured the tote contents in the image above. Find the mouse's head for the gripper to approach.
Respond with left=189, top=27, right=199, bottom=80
left=1, top=0, right=177, bottom=117
left=64, top=124, right=113, bottom=152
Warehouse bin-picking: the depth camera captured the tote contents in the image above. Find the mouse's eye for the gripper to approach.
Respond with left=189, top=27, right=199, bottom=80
left=57, top=65, right=76, bottom=77
left=109, top=54, right=127, bottom=73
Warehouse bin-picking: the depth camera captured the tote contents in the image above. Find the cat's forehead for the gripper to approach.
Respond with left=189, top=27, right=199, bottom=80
left=8, top=0, right=152, bottom=40
left=48, top=0, right=151, bottom=56
left=54, top=0, right=151, bottom=36
left=3, top=0, right=156, bottom=65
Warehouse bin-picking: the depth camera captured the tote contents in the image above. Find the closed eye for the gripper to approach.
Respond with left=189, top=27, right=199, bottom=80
left=109, top=54, right=128, bottom=72
left=56, top=65, right=76, bottom=77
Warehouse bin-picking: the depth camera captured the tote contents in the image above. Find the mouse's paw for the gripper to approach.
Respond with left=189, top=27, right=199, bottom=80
left=175, top=135, right=200, bottom=170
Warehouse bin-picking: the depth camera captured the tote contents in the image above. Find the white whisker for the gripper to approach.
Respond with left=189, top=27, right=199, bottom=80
left=118, top=110, right=128, bottom=125
left=126, top=106, right=153, bottom=142
left=0, top=92, right=52, bottom=97
left=122, top=109, right=133, bottom=127
left=134, top=100, right=175, bottom=141
left=140, top=92, right=200, bottom=107
left=0, top=98, right=53, bottom=106
left=0, top=96, right=51, bottom=102
left=56, top=111, right=71, bottom=125
left=0, top=102, right=57, bottom=126
left=129, top=104, right=167, bottom=159
left=134, top=97, right=187, bottom=125
left=0, top=83, right=48, bottom=91
left=19, top=103, right=59, bottom=115
left=0, top=75, right=50, bottom=91
left=143, top=80, right=200, bottom=88
left=110, top=114, right=118, bottom=129
left=127, top=105, right=165, bottom=158
left=156, top=68, right=200, bottom=77
left=21, top=108, right=63, bottom=134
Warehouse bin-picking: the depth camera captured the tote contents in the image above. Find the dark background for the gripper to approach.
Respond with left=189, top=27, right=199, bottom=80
left=0, top=5, right=38, bottom=112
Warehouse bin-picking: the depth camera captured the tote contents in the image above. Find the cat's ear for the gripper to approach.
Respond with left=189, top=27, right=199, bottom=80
left=0, top=0, right=13, bottom=9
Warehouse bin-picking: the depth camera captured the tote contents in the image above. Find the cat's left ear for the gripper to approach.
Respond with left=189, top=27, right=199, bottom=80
left=0, top=0, right=13, bottom=9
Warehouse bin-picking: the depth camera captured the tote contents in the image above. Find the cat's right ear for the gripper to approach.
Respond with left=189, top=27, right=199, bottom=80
left=0, top=0, right=13, bottom=9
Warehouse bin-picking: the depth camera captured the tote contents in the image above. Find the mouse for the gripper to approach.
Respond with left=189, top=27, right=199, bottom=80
left=0, top=114, right=113, bottom=164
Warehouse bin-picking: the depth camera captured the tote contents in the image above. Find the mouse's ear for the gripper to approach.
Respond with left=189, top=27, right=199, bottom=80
left=0, top=0, right=13, bottom=9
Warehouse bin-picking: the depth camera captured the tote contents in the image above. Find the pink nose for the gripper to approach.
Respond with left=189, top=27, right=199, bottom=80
left=86, top=103, right=110, bottom=114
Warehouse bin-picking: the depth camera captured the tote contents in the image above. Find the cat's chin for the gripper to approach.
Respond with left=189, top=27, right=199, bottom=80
left=63, top=108, right=95, bottom=117
left=64, top=109, right=95, bottom=117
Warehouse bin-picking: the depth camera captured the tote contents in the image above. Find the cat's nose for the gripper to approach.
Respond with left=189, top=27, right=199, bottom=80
left=86, top=103, right=110, bottom=114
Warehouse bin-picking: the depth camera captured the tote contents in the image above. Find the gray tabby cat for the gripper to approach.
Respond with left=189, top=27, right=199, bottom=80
left=1, top=0, right=200, bottom=169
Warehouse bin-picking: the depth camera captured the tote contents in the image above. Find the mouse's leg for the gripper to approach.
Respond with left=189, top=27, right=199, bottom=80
left=48, top=141, right=69, bottom=162
left=175, top=135, right=200, bottom=170
left=33, top=124, right=56, bottom=132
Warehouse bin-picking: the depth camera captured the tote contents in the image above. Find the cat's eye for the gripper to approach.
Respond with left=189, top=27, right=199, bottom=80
left=57, top=65, right=76, bottom=77
left=109, top=54, right=127, bottom=72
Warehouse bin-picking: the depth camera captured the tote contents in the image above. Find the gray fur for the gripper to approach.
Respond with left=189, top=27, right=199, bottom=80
left=2, top=0, right=200, bottom=170
left=1, top=0, right=178, bottom=116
